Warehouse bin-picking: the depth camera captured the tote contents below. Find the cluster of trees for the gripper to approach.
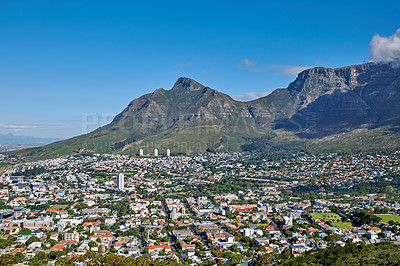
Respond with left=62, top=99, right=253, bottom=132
left=109, top=199, right=130, bottom=217
left=197, top=177, right=263, bottom=195
left=117, top=228, right=141, bottom=238
left=350, top=210, right=382, bottom=226
left=330, top=174, right=400, bottom=197
left=0, top=236, right=15, bottom=249
left=252, top=242, right=400, bottom=266
left=21, top=166, right=48, bottom=177
left=281, top=242, right=400, bottom=266
left=56, top=253, right=180, bottom=265
left=0, top=250, right=71, bottom=266
left=211, top=249, right=244, bottom=265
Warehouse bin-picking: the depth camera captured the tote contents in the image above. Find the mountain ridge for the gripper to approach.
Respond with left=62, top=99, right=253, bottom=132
left=7, top=62, right=400, bottom=159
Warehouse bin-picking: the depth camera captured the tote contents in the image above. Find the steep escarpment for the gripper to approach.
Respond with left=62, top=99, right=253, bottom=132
left=275, top=63, right=400, bottom=137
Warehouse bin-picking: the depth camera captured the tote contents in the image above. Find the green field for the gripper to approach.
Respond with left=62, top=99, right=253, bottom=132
left=310, top=213, right=341, bottom=221
left=50, top=204, right=69, bottom=210
left=257, top=224, right=270, bottom=228
left=376, top=214, right=400, bottom=224
left=331, top=222, right=353, bottom=229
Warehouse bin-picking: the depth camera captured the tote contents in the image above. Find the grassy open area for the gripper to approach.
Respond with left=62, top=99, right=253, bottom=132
left=93, top=176, right=114, bottom=182
left=331, top=222, right=353, bottom=229
left=50, top=204, right=69, bottom=210
left=0, top=161, right=14, bottom=175
left=257, top=223, right=270, bottom=228
left=310, top=213, right=341, bottom=221
left=376, top=214, right=400, bottom=223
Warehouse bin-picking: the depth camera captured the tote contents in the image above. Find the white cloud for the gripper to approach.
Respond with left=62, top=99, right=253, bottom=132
left=369, top=29, right=400, bottom=66
left=0, top=123, right=45, bottom=129
left=0, top=123, right=69, bottom=131
left=236, top=58, right=257, bottom=69
left=202, top=67, right=214, bottom=75
left=0, top=123, right=74, bottom=138
left=179, top=61, right=192, bottom=67
left=236, top=58, right=313, bottom=76
left=268, top=65, right=313, bottom=77
left=232, top=91, right=271, bottom=101
left=176, top=62, right=193, bottom=75
left=235, top=59, right=266, bottom=72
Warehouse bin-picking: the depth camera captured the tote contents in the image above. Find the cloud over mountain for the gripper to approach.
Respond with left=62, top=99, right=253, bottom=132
left=369, top=28, right=400, bottom=67
left=232, top=91, right=271, bottom=101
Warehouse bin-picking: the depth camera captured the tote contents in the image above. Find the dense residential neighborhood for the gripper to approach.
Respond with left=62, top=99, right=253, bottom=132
left=0, top=151, right=399, bottom=265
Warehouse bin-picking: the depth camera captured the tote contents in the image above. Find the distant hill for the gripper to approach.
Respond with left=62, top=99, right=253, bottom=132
left=0, top=133, right=59, bottom=145
left=8, top=62, right=400, bottom=159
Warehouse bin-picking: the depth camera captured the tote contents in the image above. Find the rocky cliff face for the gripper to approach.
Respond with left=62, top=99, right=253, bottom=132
left=274, top=62, right=400, bottom=137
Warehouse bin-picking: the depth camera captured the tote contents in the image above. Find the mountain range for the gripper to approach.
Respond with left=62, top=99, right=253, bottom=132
left=9, top=62, right=400, bottom=159
left=0, top=133, right=59, bottom=145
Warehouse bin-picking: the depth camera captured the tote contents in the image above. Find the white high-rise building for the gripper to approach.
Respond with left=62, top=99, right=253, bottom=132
left=154, top=148, right=158, bottom=157
left=117, top=173, right=124, bottom=190
left=139, top=149, right=143, bottom=156
left=166, top=149, right=171, bottom=156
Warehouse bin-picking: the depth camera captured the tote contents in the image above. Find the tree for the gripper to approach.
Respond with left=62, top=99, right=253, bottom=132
left=14, top=252, right=25, bottom=263
left=385, top=185, right=395, bottom=193
left=19, top=228, right=32, bottom=235
left=26, top=236, right=41, bottom=247
left=48, top=239, right=57, bottom=247
left=159, top=248, right=166, bottom=256
left=280, top=247, right=293, bottom=260
left=252, top=253, right=271, bottom=266
left=351, top=210, right=382, bottom=226
left=0, top=254, right=18, bottom=265
left=324, top=234, right=341, bottom=243
left=88, top=241, right=96, bottom=248
left=230, top=244, right=240, bottom=252
left=226, top=211, right=234, bottom=219
left=0, top=238, right=13, bottom=249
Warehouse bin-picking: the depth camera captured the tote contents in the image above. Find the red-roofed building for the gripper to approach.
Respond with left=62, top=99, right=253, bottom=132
left=148, top=244, right=171, bottom=254
left=83, top=220, right=101, bottom=229
left=50, top=245, right=65, bottom=251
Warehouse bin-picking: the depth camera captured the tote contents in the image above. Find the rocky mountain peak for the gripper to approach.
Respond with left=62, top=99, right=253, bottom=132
left=173, top=77, right=206, bottom=91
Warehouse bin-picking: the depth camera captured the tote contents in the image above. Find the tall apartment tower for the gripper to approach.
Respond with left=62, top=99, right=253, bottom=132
left=117, top=173, right=124, bottom=190
left=154, top=148, right=158, bottom=157
left=166, top=149, right=171, bottom=156
left=139, top=149, right=144, bottom=156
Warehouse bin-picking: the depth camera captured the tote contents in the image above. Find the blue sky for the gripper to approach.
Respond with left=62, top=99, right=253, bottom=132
left=1, top=0, right=399, bottom=138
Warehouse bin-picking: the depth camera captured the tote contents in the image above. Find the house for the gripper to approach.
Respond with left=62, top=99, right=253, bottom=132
left=217, top=242, right=243, bottom=250
left=290, top=244, right=312, bottom=256
left=83, top=220, right=102, bottom=229
left=64, top=232, right=79, bottom=242
left=50, top=245, right=66, bottom=251
left=27, top=241, right=42, bottom=250
left=10, top=197, right=27, bottom=206
left=11, top=248, right=26, bottom=254
left=241, top=228, right=263, bottom=238
left=282, top=216, right=293, bottom=226
left=89, top=230, right=114, bottom=243
left=254, top=238, right=269, bottom=246
left=148, top=244, right=171, bottom=254
left=172, top=229, right=194, bottom=240
left=367, top=232, right=378, bottom=240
